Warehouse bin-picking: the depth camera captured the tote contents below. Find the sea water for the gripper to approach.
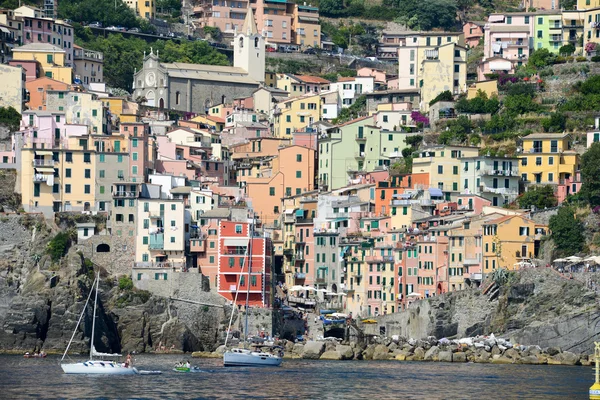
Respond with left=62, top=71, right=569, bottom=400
left=0, top=354, right=590, bottom=399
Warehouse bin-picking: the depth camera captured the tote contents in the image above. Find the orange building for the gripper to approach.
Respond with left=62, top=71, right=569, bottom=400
left=217, top=220, right=272, bottom=307
left=374, top=172, right=430, bottom=216
left=234, top=142, right=315, bottom=224
left=26, top=76, right=69, bottom=110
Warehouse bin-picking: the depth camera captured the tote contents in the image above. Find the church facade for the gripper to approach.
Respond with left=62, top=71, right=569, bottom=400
left=132, top=8, right=265, bottom=114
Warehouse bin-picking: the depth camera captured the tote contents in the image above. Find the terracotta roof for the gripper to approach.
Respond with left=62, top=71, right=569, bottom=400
left=294, top=75, right=331, bottom=84
left=207, top=115, right=225, bottom=123
left=337, top=77, right=355, bottom=82
left=337, top=115, right=373, bottom=128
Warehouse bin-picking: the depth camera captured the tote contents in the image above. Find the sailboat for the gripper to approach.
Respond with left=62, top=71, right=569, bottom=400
left=61, top=272, right=138, bottom=375
left=223, top=221, right=283, bottom=367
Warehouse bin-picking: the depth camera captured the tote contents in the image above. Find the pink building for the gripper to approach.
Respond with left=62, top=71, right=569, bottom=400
left=479, top=13, right=534, bottom=80
left=357, top=67, right=387, bottom=85
left=557, top=170, right=581, bottom=204
left=21, top=16, right=74, bottom=66
left=416, top=233, right=449, bottom=298
left=294, top=220, right=315, bottom=285
left=398, top=242, right=419, bottom=310
left=463, top=21, right=485, bottom=48
left=9, top=59, right=39, bottom=81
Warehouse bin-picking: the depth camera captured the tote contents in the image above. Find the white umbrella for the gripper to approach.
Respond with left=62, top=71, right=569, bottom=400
left=289, top=285, right=304, bottom=291
left=407, top=292, right=422, bottom=297
left=553, top=258, right=566, bottom=263
left=303, top=287, right=317, bottom=291
left=316, top=288, right=328, bottom=293
left=565, top=256, right=583, bottom=263
left=329, top=313, right=348, bottom=318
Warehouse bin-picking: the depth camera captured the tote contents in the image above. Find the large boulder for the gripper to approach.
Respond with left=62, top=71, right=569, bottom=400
left=395, top=351, right=409, bottom=361
left=491, top=356, right=513, bottom=364
left=362, top=345, right=375, bottom=360
left=453, top=352, right=467, bottom=363
left=292, top=343, right=305, bottom=355
left=413, top=347, right=426, bottom=361
left=424, top=346, right=440, bottom=361
left=438, top=351, right=453, bottom=362
left=373, top=344, right=391, bottom=360
left=504, top=348, right=520, bottom=360
left=302, top=341, right=325, bottom=359
left=475, top=351, right=491, bottom=363
left=320, top=350, right=341, bottom=360
left=336, top=344, right=354, bottom=360
left=546, top=347, right=561, bottom=356
left=557, top=351, right=580, bottom=366
left=519, top=355, right=541, bottom=365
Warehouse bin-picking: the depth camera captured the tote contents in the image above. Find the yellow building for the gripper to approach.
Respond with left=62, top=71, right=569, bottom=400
left=103, top=97, right=139, bottom=122
left=273, top=93, right=322, bottom=139
left=396, top=32, right=466, bottom=112
left=519, top=133, right=579, bottom=187
left=292, top=4, right=321, bottom=49
left=482, top=214, right=548, bottom=273
left=21, top=135, right=96, bottom=216
left=190, top=114, right=225, bottom=132
left=275, top=74, right=330, bottom=98
left=12, top=43, right=72, bottom=84
left=124, top=0, right=155, bottom=19
left=466, top=80, right=498, bottom=100
left=412, top=145, right=479, bottom=201
left=265, top=71, right=277, bottom=88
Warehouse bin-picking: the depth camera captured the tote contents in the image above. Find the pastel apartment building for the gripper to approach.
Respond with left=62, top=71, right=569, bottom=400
left=194, top=0, right=320, bottom=48
left=396, top=32, right=467, bottom=112
left=73, top=45, right=104, bottom=87
left=330, top=76, right=375, bottom=107
left=463, top=21, right=485, bottom=48
left=16, top=6, right=74, bottom=66
left=134, top=197, right=186, bottom=273
left=0, top=64, right=26, bottom=113
left=275, top=74, right=330, bottom=98
left=123, top=0, right=156, bottom=19
left=12, top=42, right=72, bottom=84
left=519, top=133, right=580, bottom=195
left=217, top=220, right=272, bottom=307
left=273, top=93, right=322, bottom=138
left=25, top=77, right=69, bottom=111
left=460, top=156, right=520, bottom=206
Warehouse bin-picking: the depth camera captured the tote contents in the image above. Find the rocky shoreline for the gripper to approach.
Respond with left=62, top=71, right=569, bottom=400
left=192, top=334, right=595, bottom=366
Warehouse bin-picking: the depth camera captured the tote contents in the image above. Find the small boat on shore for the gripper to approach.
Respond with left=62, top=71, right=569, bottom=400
left=173, top=365, right=202, bottom=373
left=24, top=352, right=47, bottom=358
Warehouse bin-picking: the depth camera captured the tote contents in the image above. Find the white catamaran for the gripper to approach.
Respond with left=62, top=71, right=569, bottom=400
left=61, top=272, right=138, bottom=375
left=223, top=221, right=283, bottom=367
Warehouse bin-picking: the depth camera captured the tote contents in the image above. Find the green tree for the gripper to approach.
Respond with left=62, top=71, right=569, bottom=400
left=518, top=185, right=557, bottom=210
left=503, top=94, right=540, bottom=116
left=119, top=275, right=134, bottom=290
left=319, top=0, right=344, bottom=17
left=580, top=142, right=600, bottom=206
left=0, top=106, right=21, bottom=132
left=429, top=90, right=454, bottom=106
left=47, top=232, right=71, bottom=262
left=527, top=48, right=555, bottom=69
left=541, top=112, right=567, bottom=133
left=59, top=0, right=139, bottom=29
left=549, top=206, right=585, bottom=256
left=559, top=44, right=575, bottom=55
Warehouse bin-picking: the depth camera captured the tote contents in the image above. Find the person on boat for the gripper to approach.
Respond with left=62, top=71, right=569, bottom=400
left=186, top=360, right=191, bottom=368
left=126, top=353, right=133, bottom=368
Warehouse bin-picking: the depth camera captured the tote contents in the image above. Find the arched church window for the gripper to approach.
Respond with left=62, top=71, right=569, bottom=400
left=254, top=37, right=259, bottom=48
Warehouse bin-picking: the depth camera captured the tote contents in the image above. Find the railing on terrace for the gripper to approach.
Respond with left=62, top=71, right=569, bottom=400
left=133, top=261, right=185, bottom=269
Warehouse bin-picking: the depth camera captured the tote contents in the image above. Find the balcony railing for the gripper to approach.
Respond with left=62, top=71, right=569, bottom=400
left=33, top=159, right=55, bottom=167
left=295, top=272, right=306, bottom=279
left=315, top=277, right=326, bottom=284
left=288, top=295, right=316, bottom=306
left=149, top=233, right=164, bottom=250
left=113, top=191, right=137, bottom=198
left=355, top=135, right=367, bottom=141
left=33, top=174, right=52, bottom=183
left=133, top=261, right=185, bottom=269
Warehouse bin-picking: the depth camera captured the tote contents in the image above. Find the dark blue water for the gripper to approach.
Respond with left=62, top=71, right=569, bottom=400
left=0, top=354, right=590, bottom=399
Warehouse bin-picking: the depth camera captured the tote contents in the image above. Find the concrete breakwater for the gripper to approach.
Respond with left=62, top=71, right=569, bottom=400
left=192, top=334, right=595, bottom=366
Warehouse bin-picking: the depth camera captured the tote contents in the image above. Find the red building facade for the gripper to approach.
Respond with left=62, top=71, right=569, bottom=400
left=217, top=221, right=272, bottom=307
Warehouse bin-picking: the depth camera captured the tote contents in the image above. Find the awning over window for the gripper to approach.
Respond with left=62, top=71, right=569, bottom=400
left=284, top=209, right=295, bottom=214
left=224, top=238, right=249, bottom=247
left=429, top=188, right=443, bottom=197
left=299, top=16, right=319, bottom=23
left=0, top=27, right=10, bottom=33
left=488, top=15, right=504, bottom=22
left=35, top=167, right=54, bottom=173
left=296, top=209, right=305, bottom=217
left=35, top=150, right=53, bottom=156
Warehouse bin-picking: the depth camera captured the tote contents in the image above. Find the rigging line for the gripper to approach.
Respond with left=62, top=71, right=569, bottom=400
left=224, top=221, right=253, bottom=347
left=60, top=273, right=97, bottom=362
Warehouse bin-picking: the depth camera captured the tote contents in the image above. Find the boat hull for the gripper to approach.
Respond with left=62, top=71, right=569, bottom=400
left=61, top=361, right=138, bottom=375
left=223, top=351, right=282, bottom=367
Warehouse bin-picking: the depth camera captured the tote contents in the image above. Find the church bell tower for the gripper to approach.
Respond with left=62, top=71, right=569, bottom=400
left=234, top=6, right=265, bottom=84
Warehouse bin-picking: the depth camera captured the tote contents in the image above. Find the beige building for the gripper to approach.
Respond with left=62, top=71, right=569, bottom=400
left=397, top=32, right=467, bottom=112
left=73, top=45, right=103, bottom=87
left=412, top=145, right=480, bottom=201
left=135, top=198, right=186, bottom=269
left=0, top=64, right=26, bottom=113
left=20, top=135, right=96, bottom=215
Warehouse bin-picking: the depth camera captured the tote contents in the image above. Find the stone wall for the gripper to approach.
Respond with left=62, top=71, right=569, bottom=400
left=528, top=206, right=559, bottom=226
left=75, top=234, right=135, bottom=276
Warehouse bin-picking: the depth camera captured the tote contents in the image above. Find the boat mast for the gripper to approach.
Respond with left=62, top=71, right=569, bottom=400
left=60, top=274, right=97, bottom=362
left=244, top=220, right=254, bottom=345
left=89, top=271, right=99, bottom=361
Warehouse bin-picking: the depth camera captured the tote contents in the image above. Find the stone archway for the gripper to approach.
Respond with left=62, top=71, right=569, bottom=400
left=96, top=243, right=110, bottom=253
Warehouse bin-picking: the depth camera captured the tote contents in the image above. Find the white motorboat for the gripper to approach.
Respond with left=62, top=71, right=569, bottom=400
left=223, top=347, right=283, bottom=367
left=223, top=221, right=284, bottom=367
left=60, top=272, right=138, bottom=375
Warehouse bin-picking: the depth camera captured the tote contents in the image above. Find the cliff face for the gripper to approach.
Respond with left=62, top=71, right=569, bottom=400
left=0, top=216, right=230, bottom=354
left=363, top=269, right=600, bottom=354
